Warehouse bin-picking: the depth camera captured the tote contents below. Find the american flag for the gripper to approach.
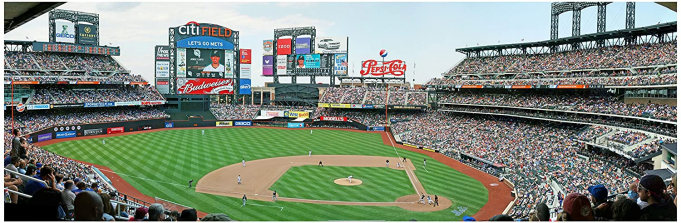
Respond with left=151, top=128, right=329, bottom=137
left=341, top=59, right=347, bottom=67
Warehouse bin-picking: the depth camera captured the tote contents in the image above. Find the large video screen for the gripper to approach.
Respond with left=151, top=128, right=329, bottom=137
left=177, top=48, right=234, bottom=78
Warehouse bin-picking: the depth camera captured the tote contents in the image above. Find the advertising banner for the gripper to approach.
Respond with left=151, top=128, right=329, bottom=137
left=240, top=64, right=252, bottom=79
left=334, top=54, right=348, bottom=76
left=177, top=48, right=187, bottom=77
left=107, top=127, right=125, bottom=134
left=330, top=104, right=351, bottom=108
left=261, top=110, right=285, bottom=117
left=114, top=101, right=142, bottom=106
left=77, top=24, right=98, bottom=45
left=321, top=116, right=347, bottom=122
left=314, top=37, right=348, bottom=54
left=295, top=37, right=311, bottom=54
left=287, top=123, right=304, bottom=128
left=317, top=103, right=330, bottom=108
left=276, top=55, right=287, bottom=75
left=239, top=79, right=251, bottom=95
left=177, top=78, right=234, bottom=94
left=556, top=85, right=586, bottom=89
left=362, top=104, right=374, bottom=109
left=141, top=101, right=165, bottom=105
left=263, top=40, right=274, bottom=55
left=56, top=131, right=77, bottom=139
left=27, top=104, right=50, bottom=110
left=138, top=125, right=153, bottom=131
left=83, top=128, right=103, bottom=136
left=84, top=102, right=115, bottom=108
left=277, top=38, right=292, bottom=55
left=37, top=133, right=53, bottom=142
left=52, top=104, right=84, bottom=108
left=216, top=121, right=233, bottom=127
left=287, top=111, right=310, bottom=118
left=165, top=122, right=174, bottom=128
left=155, top=46, right=170, bottom=60
left=360, top=60, right=407, bottom=76
left=55, top=20, right=76, bottom=43
left=180, top=48, right=234, bottom=78
left=351, top=104, right=362, bottom=108
left=234, top=121, right=252, bottom=126
left=368, top=126, right=385, bottom=131
left=156, top=61, right=170, bottom=77
left=263, top=56, right=274, bottom=76
left=240, top=49, right=252, bottom=64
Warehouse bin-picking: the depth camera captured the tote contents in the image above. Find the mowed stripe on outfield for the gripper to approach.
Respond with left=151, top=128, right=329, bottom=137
left=43, top=128, right=488, bottom=221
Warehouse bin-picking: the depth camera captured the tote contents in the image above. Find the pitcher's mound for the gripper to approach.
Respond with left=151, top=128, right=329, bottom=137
left=334, top=178, right=363, bottom=186
left=394, top=194, right=452, bottom=212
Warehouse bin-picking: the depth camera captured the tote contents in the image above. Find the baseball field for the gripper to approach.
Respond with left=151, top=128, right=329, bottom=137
left=38, top=127, right=511, bottom=221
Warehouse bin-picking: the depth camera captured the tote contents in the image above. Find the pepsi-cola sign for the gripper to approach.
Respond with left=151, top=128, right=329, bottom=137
left=360, top=60, right=407, bottom=76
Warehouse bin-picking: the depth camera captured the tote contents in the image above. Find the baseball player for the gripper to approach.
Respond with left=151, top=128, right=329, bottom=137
left=309, top=150, right=312, bottom=157
left=238, top=175, right=241, bottom=185
left=242, top=194, right=247, bottom=207
left=202, top=130, right=204, bottom=135
left=386, top=159, right=389, bottom=167
left=318, top=161, right=323, bottom=167
left=348, top=175, right=353, bottom=183
left=188, top=179, right=193, bottom=188
left=427, top=195, right=433, bottom=205
left=423, top=159, right=427, bottom=168
left=102, top=139, right=105, bottom=144
left=434, top=195, right=439, bottom=207
left=272, top=190, right=277, bottom=202
left=403, top=157, right=407, bottom=162
left=310, top=129, right=313, bottom=134
left=418, top=193, right=425, bottom=204
left=396, top=162, right=401, bottom=168
left=242, top=159, right=246, bottom=167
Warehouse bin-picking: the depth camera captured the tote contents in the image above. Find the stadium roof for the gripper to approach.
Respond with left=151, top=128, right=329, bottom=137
left=456, top=22, right=677, bottom=53
left=662, top=143, right=677, bottom=156
left=4, top=2, right=65, bottom=34
left=644, top=168, right=675, bottom=182
left=656, top=2, right=677, bottom=12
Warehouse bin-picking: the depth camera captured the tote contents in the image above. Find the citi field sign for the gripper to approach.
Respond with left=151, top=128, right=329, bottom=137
left=174, top=21, right=236, bottom=43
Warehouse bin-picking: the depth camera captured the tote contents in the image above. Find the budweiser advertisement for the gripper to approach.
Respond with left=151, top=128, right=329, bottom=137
left=360, top=60, right=407, bottom=76
left=321, top=116, right=347, bottom=122
left=177, top=78, right=234, bottom=94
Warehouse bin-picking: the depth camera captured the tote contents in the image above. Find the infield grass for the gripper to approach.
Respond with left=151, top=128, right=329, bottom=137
left=43, top=128, right=488, bottom=221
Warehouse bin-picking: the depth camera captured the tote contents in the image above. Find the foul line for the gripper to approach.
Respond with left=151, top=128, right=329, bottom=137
left=98, top=168, right=187, bottom=188
left=423, top=166, right=429, bottom=172
left=385, top=132, right=421, bottom=196
left=250, top=203, right=284, bottom=211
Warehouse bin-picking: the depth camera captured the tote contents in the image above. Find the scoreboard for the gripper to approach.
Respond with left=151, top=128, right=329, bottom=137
left=33, top=42, right=121, bottom=56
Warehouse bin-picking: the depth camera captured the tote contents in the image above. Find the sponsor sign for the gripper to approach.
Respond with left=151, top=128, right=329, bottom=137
left=330, top=104, right=351, bottom=108
left=155, top=46, right=170, bottom=60
left=165, top=122, right=174, bottom=128
left=351, top=104, right=362, bottom=108
left=156, top=61, right=170, bottom=77
left=175, top=22, right=234, bottom=42
left=177, top=48, right=187, bottom=77
left=368, top=126, right=385, bottom=131
left=287, top=111, right=310, bottom=119
left=32, top=42, right=120, bottom=56
left=37, top=133, right=53, bottom=142
left=180, top=48, right=234, bottom=78
left=360, top=60, right=407, bottom=76
left=157, top=80, right=169, bottom=85
left=240, top=49, right=252, bottom=64
left=511, top=85, right=532, bottom=89
left=391, top=105, right=423, bottom=110
left=240, top=64, right=252, bottom=79
left=287, top=122, right=304, bottom=128
left=84, top=128, right=103, bottom=136
left=261, top=110, right=286, bottom=117
left=556, top=85, right=586, bottom=89
left=56, top=131, right=77, bottom=139
left=362, top=104, right=374, bottom=109
left=334, top=54, right=348, bottom=76
left=138, top=125, right=153, bottom=131
left=177, top=78, right=234, bottom=94
left=276, top=55, right=287, bottom=75
left=107, top=127, right=125, bottom=134
left=12, top=81, right=39, bottom=85
left=317, top=103, right=330, bottom=108
left=277, top=38, right=292, bottom=55
left=141, top=101, right=165, bottom=105
left=55, top=21, right=76, bottom=43
left=263, top=40, right=274, bottom=55
left=263, top=56, right=274, bottom=76
left=314, top=37, right=348, bottom=54
left=114, top=101, right=142, bottom=106
left=239, top=79, right=251, bottom=95
left=51, top=104, right=84, bottom=108
left=216, top=121, right=233, bottom=127
left=234, top=121, right=252, bottom=126
left=77, top=24, right=98, bottom=45
left=84, top=102, right=115, bottom=108
left=27, top=104, right=50, bottom=110
left=76, top=81, right=101, bottom=84
left=295, top=37, right=311, bottom=54
left=16, top=103, right=25, bottom=112
left=320, top=116, right=347, bottom=122
left=461, top=85, right=483, bottom=89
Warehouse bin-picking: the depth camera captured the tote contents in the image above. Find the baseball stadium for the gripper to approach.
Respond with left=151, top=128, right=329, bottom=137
left=2, top=2, right=678, bottom=221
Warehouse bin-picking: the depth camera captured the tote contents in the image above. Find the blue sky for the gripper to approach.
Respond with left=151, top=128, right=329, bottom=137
left=4, top=2, right=677, bottom=87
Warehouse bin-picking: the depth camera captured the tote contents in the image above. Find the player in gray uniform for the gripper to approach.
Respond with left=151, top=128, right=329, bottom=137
left=423, top=159, right=427, bottom=168
left=386, top=159, right=389, bottom=167
left=272, top=190, right=277, bottom=202
left=242, top=159, right=246, bottom=167
left=242, top=194, right=247, bottom=207
left=418, top=193, right=425, bottom=204
left=238, top=175, right=241, bottom=184
left=103, top=139, right=105, bottom=144
left=427, top=195, right=433, bottom=205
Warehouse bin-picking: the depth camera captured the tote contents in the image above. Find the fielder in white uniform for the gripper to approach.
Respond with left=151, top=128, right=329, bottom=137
left=397, top=162, right=401, bottom=168
left=427, top=195, right=433, bottom=205
left=423, top=159, right=427, bottom=168
left=202, top=130, right=204, bottom=135
left=310, top=130, right=313, bottom=134
left=348, top=175, right=353, bottom=183
left=242, top=159, right=246, bottom=167
left=103, top=139, right=105, bottom=144
left=238, top=175, right=241, bottom=184
left=309, top=150, right=312, bottom=157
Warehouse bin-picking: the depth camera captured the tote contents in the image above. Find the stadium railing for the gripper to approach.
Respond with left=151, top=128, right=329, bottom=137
left=4, top=169, right=48, bottom=185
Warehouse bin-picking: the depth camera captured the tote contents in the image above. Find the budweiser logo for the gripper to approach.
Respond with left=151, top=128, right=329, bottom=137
left=179, top=79, right=232, bottom=94
left=360, top=60, right=406, bottom=76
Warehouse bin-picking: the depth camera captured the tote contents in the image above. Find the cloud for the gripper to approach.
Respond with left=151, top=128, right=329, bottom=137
left=96, top=2, right=141, bottom=11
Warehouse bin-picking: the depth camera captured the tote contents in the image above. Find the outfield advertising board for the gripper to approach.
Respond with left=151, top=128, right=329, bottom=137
left=56, top=131, right=77, bottom=139
left=277, top=38, right=292, bottom=55
left=287, top=123, right=304, bottom=128
left=107, top=127, right=124, bottom=134
left=320, top=116, right=347, bottom=122
left=240, top=64, right=252, bottom=79
left=367, top=126, right=385, bottom=131
left=216, top=121, right=233, bottom=126
left=334, top=54, right=348, bottom=76
left=261, top=110, right=285, bottom=117
left=165, top=122, right=174, bottom=128
left=263, top=56, right=274, bottom=76
left=84, top=128, right=103, bottom=136
left=287, top=111, right=309, bottom=118
left=317, top=103, right=330, bottom=108
left=295, top=37, right=311, bottom=54
left=138, top=125, right=153, bottom=130
left=55, top=20, right=76, bottom=43
left=234, top=121, right=252, bottom=126
left=314, top=37, right=348, bottom=54
left=330, top=104, right=351, bottom=108
left=27, top=104, right=50, bottom=110
left=240, top=49, right=252, bottom=64
left=276, top=55, right=287, bottom=75
left=156, top=61, right=170, bottom=77
left=77, top=24, right=98, bottom=45
left=239, top=79, right=251, bottom=95
left=37, top=133, right=53, bottom=142
left=177, top=78, right=234, bottom=94
left=84, top=102, right=115, bottom=108
left=115, top=101, right=142, bottom=106
left=263, top=40, right=274, bottom=55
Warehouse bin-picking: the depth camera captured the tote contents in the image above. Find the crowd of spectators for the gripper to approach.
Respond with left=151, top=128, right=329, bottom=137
left=30, top=86, right=164, bottom=105
left=606, top=130, right=650, bottom=146
left=629, top=138, right=677, bottom=159
left=5, top=52, right=126, bottom=72
left=5, top=72, right=148, bottom=83
left=576, top=126, right=613, bottom=142
left=389, top=91, right=407, bottom=105
left=210, top=104, right=260, bottom=120
left=319, top=87, right=428, bottom=105
left=447, top=42, right=675, bottom=74
left=11, top=107, right=169, bottom=134
left=364, top=91, right=387, bottom=105
left=439, top=93, right=676, bottom=121
left=407, top=92, right=428, bottom=106
left=427, top=73, right=677, bottom=87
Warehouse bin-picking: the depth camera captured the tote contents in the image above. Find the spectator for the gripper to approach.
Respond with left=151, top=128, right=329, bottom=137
left=4, top=174, right=22, bottom=204
left=73, top=181, right=87, bottom=195
left=488, top=214, right=514, bottom=221
left=74, top=191, right=104, bottom=221
left=99, top=193, right=116, bottom=221
left=638, top=175, right=676, bottom=221
left=132, top=207, right=148, bottom=221
left=61, top=180, right=76, bottom=218
left=587, top=184, right=613, bottom=220
left=169, top=211, right=180, bottom=221
left=179, top=208, right=198, bottom=221
left=148, top=203, right=166, bottom=221
left=200, top=213, right=231, bottom=221
left=5, top=156, right=21, bottom=178
left=24, top=166, right=56, bottom=196
left=28, top=187, right=66, bottom=220
left=558, top=193, right=594, bottom=221
left=535, top=203, right=550, bottom=221
left=611, top=198, right=641, bottom=221
left=11, top=129, right=21, bottom=158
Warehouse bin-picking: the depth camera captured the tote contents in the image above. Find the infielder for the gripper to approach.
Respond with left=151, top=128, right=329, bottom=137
left=242, top=159, right=246, bottom=167
left=102, top=139, right=105, bottom=144
left=188, top=179, right=193, bottom=188
left=418, top=194, right=425, bottom=204
left=348, top=175, right=353, bottom=183
left=318, top=161, right=323, bottom=167
left=202, top=130, right=204, bottom=135
left=427, top=195, right=433, bottom=205
left=386, top=159, right=389, bottom=167
left=396, top=162, right=401, bottom=168
left=238, top=175, right=241, bottom=185
left=242, top=194, right=247, bottom=207
left=309, top=150, right=312, bottom=157
left=272, top=190, right=277, bottom=202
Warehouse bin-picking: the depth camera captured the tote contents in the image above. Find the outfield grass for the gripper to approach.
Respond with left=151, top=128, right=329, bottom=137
left=43, top=128, right=488, bottom=221
left=270, top=165, right=414, bottom=202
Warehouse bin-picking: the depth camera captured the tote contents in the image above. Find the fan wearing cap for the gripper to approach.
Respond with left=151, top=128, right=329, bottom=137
left=557, top=193, right=594, bottom=221
left=203, top=50, right=225, bottom=72
left=587, top=184, right=613, bottom=220
left=638, top=175, right=677, bottom=221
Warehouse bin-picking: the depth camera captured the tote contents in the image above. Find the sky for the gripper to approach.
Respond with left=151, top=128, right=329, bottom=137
left=3, top=2, right=677, bottom=87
